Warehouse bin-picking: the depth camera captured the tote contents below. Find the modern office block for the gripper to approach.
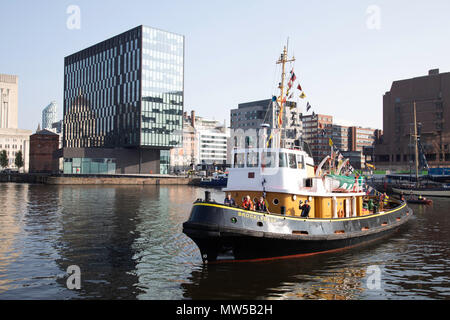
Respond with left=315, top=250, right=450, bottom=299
left=62, top=25, right=184, bottom=174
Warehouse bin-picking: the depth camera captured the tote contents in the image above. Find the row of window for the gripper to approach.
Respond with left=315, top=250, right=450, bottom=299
left=233, top=151, right=305, bottom=169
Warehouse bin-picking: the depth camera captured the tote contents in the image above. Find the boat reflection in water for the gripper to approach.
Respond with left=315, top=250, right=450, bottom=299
left=181, top=232, right=408, bottom=300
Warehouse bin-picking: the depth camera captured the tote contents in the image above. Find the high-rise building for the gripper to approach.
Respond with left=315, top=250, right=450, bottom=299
left=374, top=69, right=450, bottom=169
left=301, top=113, right=333, bottom=163
left=332, top=124, right=350, bottom=152
left=42, top=101, right=57, bottom=130
left=0, top=74, right=18, bottom=129
left=230, top=99, right=302, bottom=149
left=301, top=114, right=379, bottom=168
left=61, top=25, right=184, bottom=174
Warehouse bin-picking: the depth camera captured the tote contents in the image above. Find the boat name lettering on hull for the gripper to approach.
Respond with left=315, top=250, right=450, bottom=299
left=238, top=211, right=277, bottom=223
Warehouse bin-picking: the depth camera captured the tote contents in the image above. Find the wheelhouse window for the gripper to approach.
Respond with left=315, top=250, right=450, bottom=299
left=247, top=151, right=259, bottom=168
left=279, top=152, right=288, bottom=168
left=296, top=154, right=305, bottom=169
left=261, top=151, right=276, bottom=168
left=288, top=153, right=297, bottom=169
left=234, top=153, right=245, bottom=168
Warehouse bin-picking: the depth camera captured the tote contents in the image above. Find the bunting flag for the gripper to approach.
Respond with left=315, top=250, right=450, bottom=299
left=290, top=72, right=296, bottom=82
left=299, top=92, right=306, bottom=99
left=329, top=138, right=333, bottom=147
left=297, top=84, right=302, bottom=91
left=366, top=163, right=376, bottom=169
left=306, top=102, right=311, bottom=112
left=266, top=133, right=273, bottom=147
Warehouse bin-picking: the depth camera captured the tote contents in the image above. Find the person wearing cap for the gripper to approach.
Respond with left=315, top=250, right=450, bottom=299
left=299, top=199, right=311, bottom=218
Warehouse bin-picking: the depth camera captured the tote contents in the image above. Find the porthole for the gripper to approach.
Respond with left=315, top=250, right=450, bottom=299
left=257, top=221, right=263, bottom=227
left=292, top=195, right=297, bottom=201
left=231, top=217, right=237, bottom=224
left=273, top=198, right=279, bottom=205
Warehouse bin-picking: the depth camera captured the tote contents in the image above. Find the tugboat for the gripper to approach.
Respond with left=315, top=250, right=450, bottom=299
left=183, top=46, right=413, bottom=263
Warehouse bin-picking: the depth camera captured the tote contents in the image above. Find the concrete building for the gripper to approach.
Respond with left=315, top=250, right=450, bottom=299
left=170, top=110, right=229, bottom=171
left=0, top=128, right=31, bottom=171
left=230, top=99, right=302, bottom=149
left=301, top=114, right=333, bottom=163
left=0, top=74, right=18, bottom=129
left=61, top=25, right=184, bottom=174
left=374, top=69, right=450, bottom=170
left=29, top=129, right=60, bottom=173
left=301, top=114, right=379, bottom=168
left=0, top=74, right=31, bottom=171
left=42, top=101, right=57, bottom=130
left=332, top=124, right=350, bottom=152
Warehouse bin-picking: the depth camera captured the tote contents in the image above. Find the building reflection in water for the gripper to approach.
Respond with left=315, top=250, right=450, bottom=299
left=54, top=185, right=142, bottom=299
left=0, top=184, right=29, bottom=293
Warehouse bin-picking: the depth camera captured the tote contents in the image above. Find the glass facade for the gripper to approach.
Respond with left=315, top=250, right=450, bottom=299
left=141, top=26, right=184, bottom=147
left=63, top=25, right=184, bottom=150
left=63, top=158, right=116, bottom=174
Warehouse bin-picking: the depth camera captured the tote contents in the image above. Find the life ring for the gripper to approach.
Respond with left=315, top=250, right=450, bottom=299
left=338, top=208, right=345, bottom=218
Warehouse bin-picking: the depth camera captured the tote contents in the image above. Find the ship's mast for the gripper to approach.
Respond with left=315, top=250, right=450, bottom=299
left=413, top=101, right=419, bottom=187
left=276, top=45, right=295, bottom=148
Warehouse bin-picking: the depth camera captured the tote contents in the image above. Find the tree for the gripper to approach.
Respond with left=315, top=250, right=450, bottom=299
left=15, top=150, right=24, bottom=171
left=0, top=150, right=8, bottom=169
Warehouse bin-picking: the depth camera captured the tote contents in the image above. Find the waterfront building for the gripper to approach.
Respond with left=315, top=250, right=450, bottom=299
left=301, top=113, right=333, bottom=163
left=332, top=124, right=350, bottom=152
left=42, top=101, right=57, bottom=130
left=61, top=25, right=184, bottom=174
left=0, top=74, right=32, bottom=171
left=374, top=69, right=450, bottom=170
left=0, top=74, right=18, bottom=129
left=0, top=128, right=31, bottom=171
left=29, top=129, right=60, bottom=173
left=230, top=99, right=302, bottom=150
left=170, top=110, right=229, bottom=171
left=301, top=114, right=379, bottom=168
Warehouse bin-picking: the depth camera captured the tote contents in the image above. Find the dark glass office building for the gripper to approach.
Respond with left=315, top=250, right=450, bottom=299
left=62, top=25, right=184, bottom=174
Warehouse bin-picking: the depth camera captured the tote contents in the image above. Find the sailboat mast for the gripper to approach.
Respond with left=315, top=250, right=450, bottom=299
left=413, top=101, right=419, bottom=186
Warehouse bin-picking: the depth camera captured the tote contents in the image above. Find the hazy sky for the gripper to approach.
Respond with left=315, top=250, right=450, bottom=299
left=1, top=0, right=450, bottom=131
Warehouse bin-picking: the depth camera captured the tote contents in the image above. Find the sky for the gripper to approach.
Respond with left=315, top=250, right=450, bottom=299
left=1, top=0, right=450, bottom=131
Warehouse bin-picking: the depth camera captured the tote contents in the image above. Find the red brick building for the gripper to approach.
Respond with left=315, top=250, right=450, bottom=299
left=29, top=129, right=59, bottom=173
left=374, top=69, right=450, bottom=170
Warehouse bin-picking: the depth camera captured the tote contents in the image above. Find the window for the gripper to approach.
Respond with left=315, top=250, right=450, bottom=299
left=297, top=154, right=305, bottom=169
left=234, top=153, right=245, bottom=168
left=247, top=151, right=259, bottom=168
left=288, top=153, right=297, bottom=169
left=279, top=152, right=288, bottom=168
left=261, top=152, right=276, bottom=168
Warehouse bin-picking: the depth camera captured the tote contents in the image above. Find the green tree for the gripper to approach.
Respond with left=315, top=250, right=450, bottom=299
left=15, top=150, right=24, bottom=171
left=0, top=150, right=8, bottom=169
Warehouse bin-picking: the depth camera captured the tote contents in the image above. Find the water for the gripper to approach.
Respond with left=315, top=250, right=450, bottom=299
left=0, top=183, right=449, bottom=300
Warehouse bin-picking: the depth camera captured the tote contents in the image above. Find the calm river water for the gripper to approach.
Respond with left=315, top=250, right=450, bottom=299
left=0, top=183, right=449, bottom=300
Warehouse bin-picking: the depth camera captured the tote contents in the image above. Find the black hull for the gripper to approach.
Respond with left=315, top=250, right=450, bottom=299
left=183, top=201, right=413, bottom=263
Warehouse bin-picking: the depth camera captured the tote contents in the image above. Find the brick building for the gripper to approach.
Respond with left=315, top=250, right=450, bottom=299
left=29, top=129, right=60, bottom=173
left=374, top=69, right=450, bottom=170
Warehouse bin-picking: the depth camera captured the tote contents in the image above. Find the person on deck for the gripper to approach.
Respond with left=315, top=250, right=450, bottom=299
left=224, top=194, right=236, bottom=206
left=255, top=197, right=267, bottom=212
left=242, top=195, right=255, bottom=211
left=299, top=200, right=311, bottom=218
